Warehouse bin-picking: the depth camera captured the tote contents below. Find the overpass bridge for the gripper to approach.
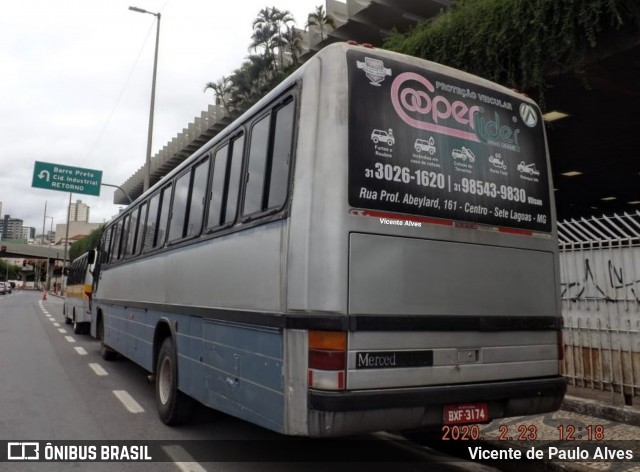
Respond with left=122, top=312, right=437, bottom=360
left=0, top=242, right=68, bottom=262
left=1, top=242, right=69, bottom=291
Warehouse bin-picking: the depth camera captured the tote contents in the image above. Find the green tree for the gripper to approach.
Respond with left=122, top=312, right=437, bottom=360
left=281, top=26, right=304, bottom=66
left=204, top=76, right=232, bottom=112
left=306, top=5, right=336, bottom=43
left=252, top=7, right=295, bottom=70
left=0, top=259, right=20, bottom=281
left=69, top=226, right=104, bottom=261
left=383, top=0, right=640, bottom=104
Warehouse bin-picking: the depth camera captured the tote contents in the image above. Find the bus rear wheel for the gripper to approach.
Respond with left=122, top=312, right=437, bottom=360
left=72, top=309, right=85, bottom=335
left=156, top=337, right=194, bottom=425
left=98, top=316, right=116, bottom=361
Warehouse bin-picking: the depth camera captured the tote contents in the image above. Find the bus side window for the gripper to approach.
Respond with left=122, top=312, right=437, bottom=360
left=80, top=256, right=88, bottom=284
left=207, top=145, right=229, bottom=228
left=243, top=114, right=270, bottom=216
left=187, top=157, right=209, bottom=237
left=126, top=207, right=139, bottom=257
left=242, top=98, right=294, bottom=218
left=268, top=100, right=294, bottom=209
left=118, top=215, right=130, bottom=260
left=169, top=157, right=210, bottom=242
left=156, top=185, right=172, bottom=247
left=101, top=227, right=112, bottom=264
left=143, top=194, right=160, bottom=252
left=168, top=172, right=191, bottom=242
left=111, top=220, right=123, bottom=263
left=224, top=134, right=245, bottom=225
left=135, top=202, right=148, bottom=255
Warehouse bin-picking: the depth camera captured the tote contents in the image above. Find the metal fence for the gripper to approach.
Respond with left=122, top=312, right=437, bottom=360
left=558, top=212, right=640, bottom=405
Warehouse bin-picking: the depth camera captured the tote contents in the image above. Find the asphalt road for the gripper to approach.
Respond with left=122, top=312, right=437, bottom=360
left=0, top=290, right=499, bottom=472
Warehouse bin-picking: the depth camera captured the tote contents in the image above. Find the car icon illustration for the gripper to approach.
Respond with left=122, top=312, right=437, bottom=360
left=489, top=154, right=506, bottom=170
left=415, top=137, right=436, bottom=155
left=452, top=146, right=475, bottom=163
left=371, top=129, right=395, bottom=145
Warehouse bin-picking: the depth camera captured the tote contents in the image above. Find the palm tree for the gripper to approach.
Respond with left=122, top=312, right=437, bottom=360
left=281, top=26, right=304, bottom=66
left=306, top=5, right=336, bottom=44
left=203, top=76, right=232, bottom=111
left=270, top=8, right=295, bottom=68
left=229, top=54, right=274, bottom=109
left=251, top=7, right=295, bottom=71
left=250, top=22, right=278, bottom=64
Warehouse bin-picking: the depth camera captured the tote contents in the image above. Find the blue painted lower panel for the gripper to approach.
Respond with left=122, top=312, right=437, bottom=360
left=100, top=305, right=285, bottom=433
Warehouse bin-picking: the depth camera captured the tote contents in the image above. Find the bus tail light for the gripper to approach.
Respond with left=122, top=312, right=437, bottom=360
left=308, top=331, right=346, bottom=390
left=84, top=290, right=93, bottom=314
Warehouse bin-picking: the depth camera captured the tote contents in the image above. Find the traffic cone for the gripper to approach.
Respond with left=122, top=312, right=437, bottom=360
left=42, top=289, right=47, bottom=301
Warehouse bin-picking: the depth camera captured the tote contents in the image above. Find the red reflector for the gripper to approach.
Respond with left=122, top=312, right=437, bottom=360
left=362, top=43, right=373, bottom=48
left=498, top=227, right=533, bottom=236
left=347, top=40, right=358, bottom=45
left=309, top=349, right=345, bottom=370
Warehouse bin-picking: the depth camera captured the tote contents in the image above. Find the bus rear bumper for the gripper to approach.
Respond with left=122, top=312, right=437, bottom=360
left=306, top=376, right=566, bottom=437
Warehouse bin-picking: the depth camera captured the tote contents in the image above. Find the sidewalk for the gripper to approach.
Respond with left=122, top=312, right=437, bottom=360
left=476, top=387, right=640, bottom=471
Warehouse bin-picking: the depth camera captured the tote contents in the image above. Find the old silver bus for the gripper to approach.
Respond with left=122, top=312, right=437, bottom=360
left=93, top=43, right=565, bottom=436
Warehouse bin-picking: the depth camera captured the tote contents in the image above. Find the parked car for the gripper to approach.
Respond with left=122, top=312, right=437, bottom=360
left=0, top=283, right=6, bottom=295
left=4, top=282, right=11, bottom=294
left=370, top=129, right=395, bottom=145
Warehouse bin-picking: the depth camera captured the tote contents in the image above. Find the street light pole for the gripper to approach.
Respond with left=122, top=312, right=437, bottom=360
left=129, top=5, right=161, bottom=193
left=44, top=216, right=53, bottom=291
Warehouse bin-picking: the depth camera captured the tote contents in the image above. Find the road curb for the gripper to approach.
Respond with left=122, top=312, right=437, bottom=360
left=561, top=394, right=640, bottom=427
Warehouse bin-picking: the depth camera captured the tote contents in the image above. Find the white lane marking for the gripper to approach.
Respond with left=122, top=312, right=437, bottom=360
left=89, top=363, right=108, bottom=376
left=58, top=328, right=67, bottom=334
left=65, top=336, right=76, bottom=343
left=53, top=322, right=61, bottom=327
left=42, top=311, right=50, bottom=315
left=112, top=390, right=145, bottom=414
left=74, top=347, right=88, bottom=356
left=161, top=445, right=207, bottom=472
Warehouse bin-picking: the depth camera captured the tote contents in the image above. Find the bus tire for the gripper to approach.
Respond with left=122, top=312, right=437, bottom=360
left=64, top=305, right=71, bottom=325
left=73, top=310, right=83, bottom=335
left=156, top=337, right=194, bottom=425
left=98, top=316, right=117, bottom=361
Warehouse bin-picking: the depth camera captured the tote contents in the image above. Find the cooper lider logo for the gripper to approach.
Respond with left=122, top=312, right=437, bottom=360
left=391, top=72, right=481, bottom=142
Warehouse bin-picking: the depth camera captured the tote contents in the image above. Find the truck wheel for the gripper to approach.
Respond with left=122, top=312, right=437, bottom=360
left=156, top=337, right=194, bottom=425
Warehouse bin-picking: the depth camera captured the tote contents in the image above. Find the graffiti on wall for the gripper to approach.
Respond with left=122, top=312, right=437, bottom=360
left=561, top=254, right=640, bottom=302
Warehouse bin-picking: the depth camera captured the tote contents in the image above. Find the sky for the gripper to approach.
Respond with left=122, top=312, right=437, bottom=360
left=0, top=0, right=323, bottom=235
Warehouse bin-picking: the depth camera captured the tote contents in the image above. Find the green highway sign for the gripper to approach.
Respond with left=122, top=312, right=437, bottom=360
left=32, top=161, right=103, bottom=196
